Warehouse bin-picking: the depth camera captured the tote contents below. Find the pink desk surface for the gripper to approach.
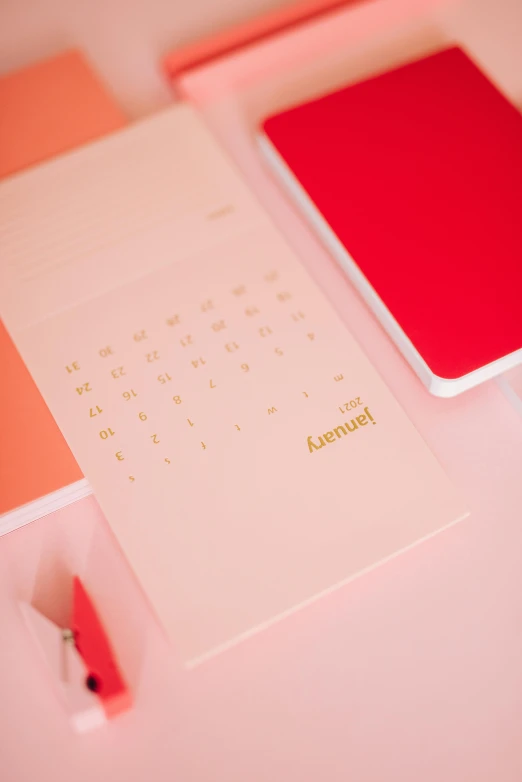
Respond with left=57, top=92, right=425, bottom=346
left=1, top=1, right=522, bottom=781
left=0, top=0, right=300, bottom=118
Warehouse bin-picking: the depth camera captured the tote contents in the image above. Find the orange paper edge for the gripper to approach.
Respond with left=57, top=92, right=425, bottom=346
left=0, top=50, right=126, bottom=516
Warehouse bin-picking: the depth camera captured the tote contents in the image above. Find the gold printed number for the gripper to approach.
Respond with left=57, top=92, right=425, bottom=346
left=139, top=412, right=147, bottom=421
left=98, top=346, right=113, bottom=357
left=157, top=373, right=172, bottom=384
left=133, top=330, right=147, bottom=341
left=339, top=399, right=362, bottom=413
left=211, top=320, right=226, bottom=332
left=240, top=363, right=250, bottom=372
left=264, top=271, right=278, bottom=282
left=245, top=306, right=260, bottom=317
left=166, top=315, right=180, bottom=327
left=66, top=362, right=80, bottom=373
left=259, top=326, right=272, bottom=338
left=225, top=342, right=239, bottom=353
left=115, top=451, right=125, bottom=461
left=201, top=299, right=214, bottom=312
left=291, top=311, right=305, bottom=322
left=75, top=383, right=91, bottom=395
left=191, top=357, right=206, bottom=368
left=123, top=389, right=137, bottom=400
left=89, top=406, right=103, bottom=417
left=99, top=428, right=115, bottom=439
left=173, top=395, right=182, bottom=404
left=146, top=351, right=160, bottom=363
left=111, top=366, right=126, bottom=379
left=232, top=285, right=246, bottom=296
left=276, top=291, right=291, bottom=302
left=180, top=335, right=193, bottom=348
left=150, top=434, right=160, bottom=444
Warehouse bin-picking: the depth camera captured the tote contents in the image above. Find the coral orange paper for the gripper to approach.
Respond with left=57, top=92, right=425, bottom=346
left=0, top=322, right=82, bottom=516
left=0, top=105, right=467, bottom=666
left=0, top=50, right=126, bottom=178
left=0, top=50, right=126, bottom=516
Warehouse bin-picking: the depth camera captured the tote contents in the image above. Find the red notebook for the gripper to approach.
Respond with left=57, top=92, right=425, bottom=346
left=260, top=47, right=522, bottom=396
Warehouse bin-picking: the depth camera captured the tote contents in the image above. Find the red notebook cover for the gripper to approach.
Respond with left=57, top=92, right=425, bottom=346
left=262, top=47, right=522, bottom=391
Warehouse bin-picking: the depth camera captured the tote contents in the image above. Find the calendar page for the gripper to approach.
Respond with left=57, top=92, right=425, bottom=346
left=0, top=106, right=467, bottom=666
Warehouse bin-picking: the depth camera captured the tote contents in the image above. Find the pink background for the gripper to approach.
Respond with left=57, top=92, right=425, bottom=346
left=1, top=1, right=522, bottom=781
left=0, top=0, right=295, bottom=118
